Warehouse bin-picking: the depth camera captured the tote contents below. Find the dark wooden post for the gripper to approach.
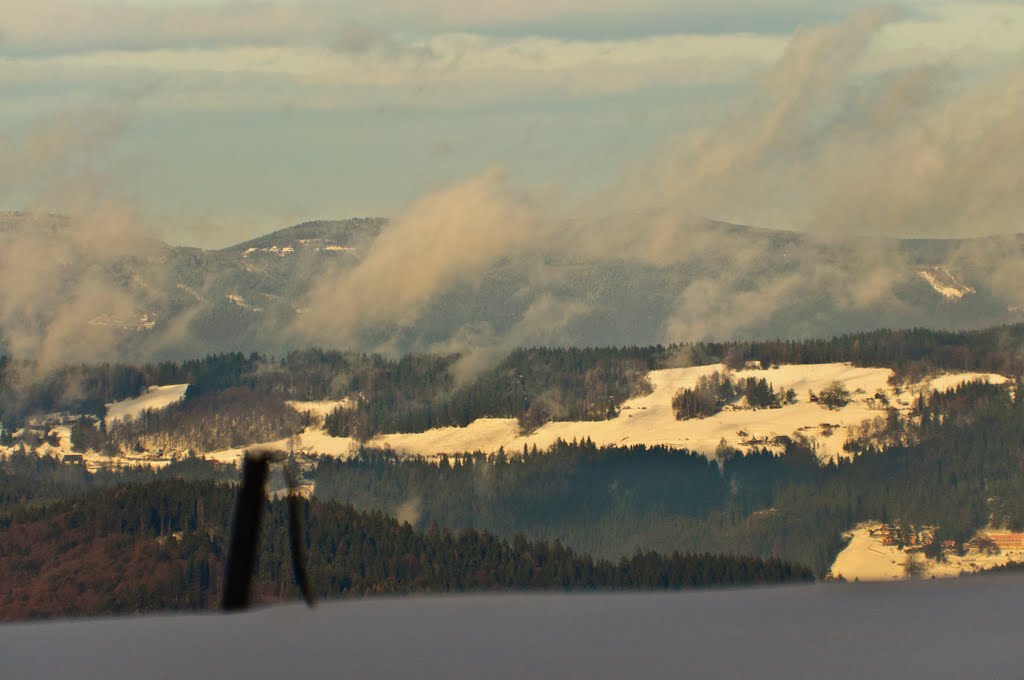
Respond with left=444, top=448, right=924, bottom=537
left=222, top=453, right=270, bottom=611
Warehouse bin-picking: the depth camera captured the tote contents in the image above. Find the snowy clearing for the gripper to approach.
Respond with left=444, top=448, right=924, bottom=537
left=10, top=363, right=1007, bottom=471
left=105, top=384, right=189, bottom=426
left=285, top=399, right=354, bottom=419
left=226, top=294, right=263, bottom=313
left=204, top=428, right=360, bottom=465
left=358, top=363, right=1008, bottom=461
left=917, top=268, right=976, bottom=300
left=202, top=363, right=1007, bottom=465
left=242, top=245, right=295, bottom=256
left=831, top=525, right=908, bottom=581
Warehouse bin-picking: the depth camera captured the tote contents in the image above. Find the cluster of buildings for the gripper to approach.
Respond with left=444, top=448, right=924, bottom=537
left=872, top=525, right=933, bottom=547
left=870, top=524, right=1024, bottom=553
left=981, top=532, right=1024, bottom=552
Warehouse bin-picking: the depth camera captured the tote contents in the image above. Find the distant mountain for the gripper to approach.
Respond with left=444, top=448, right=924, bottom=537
left=1, top=212, right=1021, bottom=361
left=221, top=218, right=384, bottom=255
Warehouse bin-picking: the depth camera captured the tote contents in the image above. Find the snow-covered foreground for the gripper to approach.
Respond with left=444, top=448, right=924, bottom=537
left=105, top=384, right=189, bottom=425
left=8, top=576, right=1024, bottom=679
left=830, top=523, right=1024, bottom=581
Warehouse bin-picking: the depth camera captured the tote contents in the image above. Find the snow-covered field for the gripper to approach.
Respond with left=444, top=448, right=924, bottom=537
left=348, top=363, right=1006, bottom=461
left=831, top=523, right=1024, bottom=581
left=0, top=384, right=188, bottom=471
left=105, top=384, right=189, bottom=425
left=6, top=364, right=1008, bottom=471
left=285, top=398, right=353, bottom=419
left=831, top=526, right=907, bottom=581
left=0, top=423, right=175, bottom=473
left=192, top=362, right=1009, bottom=465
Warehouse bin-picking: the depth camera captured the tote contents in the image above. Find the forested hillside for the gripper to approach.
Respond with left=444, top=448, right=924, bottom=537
left=4, top=324, right=1024, bottom=442
left=4, top=216, right=1023, bottom=364
left=314, top=380, right=1024, bottom=574
left=4, top=375, right=1019, bottom=621
left=2, top=330, right=1023, bottom=619
left=0, top=478, right=812, bottom=621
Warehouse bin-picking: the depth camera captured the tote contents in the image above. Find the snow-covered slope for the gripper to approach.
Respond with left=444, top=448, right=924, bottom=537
left=917, top=267, right=976, bottom=300
left=831, top=525, right=908, bottom=581
left=105, top=384, right=189, bottom=425
left=202, top=363, right=1007, bottom=464
left=830, top=523, right=1024, bottom=581
left=14, top=363, right=1001, bottom=468
left=371, top=363, right=1005, bottom=461
left=285, top=399, right=353, bottom=419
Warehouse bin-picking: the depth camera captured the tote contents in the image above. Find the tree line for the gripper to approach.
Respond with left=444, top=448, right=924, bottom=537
left=0, top=479, right=812, bottom=621
left=672, top=371, right=796, bottom=420
left=4, top=323, right=1024, bottom=440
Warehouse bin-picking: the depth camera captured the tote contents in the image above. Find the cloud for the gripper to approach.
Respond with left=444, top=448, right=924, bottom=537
left=433, top=294, right=593, bottom=385
left=0, top=1, right=331, bottom=56
left=0, top=32, right=785, bottom=115
left=0, top=210, right=156, bottom=368
left=5, top=5, right=1024, bottom=375
left=6, top=1, right=1021, bottom=120
left=611, top=8, right=1023, bottom=339
left=0, top=104, right=161, bottom=368
left=599, top=8, right=893, bottom=233
left=290, top=6, right=1024, bottom=360
left=594, top=4, right=1024, bottom=242
left=0, top=0, right=890, bottom=57
left=293, top=168, right=557, bottom=348
left=394, top=496, right=422, bottom=525
left=332, top=25, right=440, bottom=64
left=431, top=0, right=893, bottom=39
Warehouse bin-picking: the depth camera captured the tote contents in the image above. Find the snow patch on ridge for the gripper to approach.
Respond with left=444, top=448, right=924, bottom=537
left=918, top=267, right=975, bottom=300
left=243, top=245, right=295, bottom=257
left=226, top=294, right=263, bottom=313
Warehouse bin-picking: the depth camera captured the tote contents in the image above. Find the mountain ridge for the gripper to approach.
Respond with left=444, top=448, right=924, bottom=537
left=2, top=212, right=1023, bottom=362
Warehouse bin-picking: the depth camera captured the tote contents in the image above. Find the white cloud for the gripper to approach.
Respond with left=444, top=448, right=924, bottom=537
left=0, top=33, right=787, bottom=113
left=0, top=0, right=875, bottom=56
left=2, top=1, right=1022, bottom=117
left=2, top=0, right=1023, bottom=251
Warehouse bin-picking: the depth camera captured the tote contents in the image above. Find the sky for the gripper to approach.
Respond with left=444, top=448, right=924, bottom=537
left=1, top=0, right=1023, bottom=247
